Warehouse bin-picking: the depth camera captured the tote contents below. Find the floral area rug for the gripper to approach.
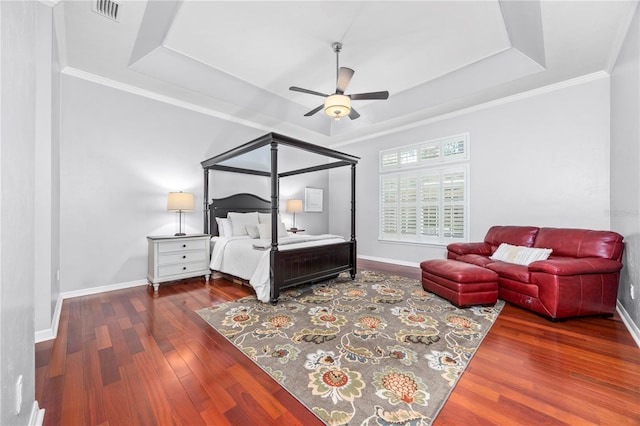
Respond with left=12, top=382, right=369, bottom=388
left=196, top=271, right=503, bottom=425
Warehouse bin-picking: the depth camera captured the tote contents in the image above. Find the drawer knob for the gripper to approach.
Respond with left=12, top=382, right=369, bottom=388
left=182, top=255, right=186, bottom=259
left=183, top=266, right=187, bottom=270
left=182, top=244, right=186, bottom=248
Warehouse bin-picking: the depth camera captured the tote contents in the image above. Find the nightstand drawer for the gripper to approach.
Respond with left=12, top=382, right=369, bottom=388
left=158, top=239, right=208, bottom=253
left=158, top=261, right=210, bottom=278
left=158, top=251, right=208, bottom=265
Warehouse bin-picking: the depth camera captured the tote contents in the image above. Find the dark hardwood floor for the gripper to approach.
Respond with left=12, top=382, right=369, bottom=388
left=36, top=260, right=640, bottom=425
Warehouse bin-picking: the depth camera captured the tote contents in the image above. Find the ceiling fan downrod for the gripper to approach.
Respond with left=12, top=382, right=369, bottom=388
left=333, top=42, right=342, bottom=84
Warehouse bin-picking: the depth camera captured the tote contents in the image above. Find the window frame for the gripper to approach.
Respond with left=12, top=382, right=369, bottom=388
left=379, top=133, right=470, bottom=245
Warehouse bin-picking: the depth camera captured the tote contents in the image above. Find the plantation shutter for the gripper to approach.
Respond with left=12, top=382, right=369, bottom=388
left=399, top=176, right=417, bottom=236
left=420, top=173, right=440, bottom=237
left=381, top=176, right=398, bottom=236
left=379, top=134, right=469, bottom=243
left=381, top=152, right=399, bottom=170
left=442, top=171, right=465, bottom=238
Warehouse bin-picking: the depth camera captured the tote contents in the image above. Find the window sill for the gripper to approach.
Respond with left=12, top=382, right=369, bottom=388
left=377, top=238, right=462, bottom=248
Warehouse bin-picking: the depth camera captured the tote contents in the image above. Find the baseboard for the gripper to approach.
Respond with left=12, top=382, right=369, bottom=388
left=29, top=401, right=45, bottom=426
left=34, top=279, right=148, bottom=343
left=34, top=296, right=63, bottom=343
left=357, top=254, right=420, bottom=269
left=617, top=301, right=640, bottom=348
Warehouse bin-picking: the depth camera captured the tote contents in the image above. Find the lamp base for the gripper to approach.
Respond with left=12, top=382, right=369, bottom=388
left=174, top=232, right=186, bottom=236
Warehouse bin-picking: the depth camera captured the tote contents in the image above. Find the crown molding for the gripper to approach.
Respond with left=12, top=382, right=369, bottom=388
left=330, top=71, right=610, bottom=149
left=605, top=1, right=639, bottom=73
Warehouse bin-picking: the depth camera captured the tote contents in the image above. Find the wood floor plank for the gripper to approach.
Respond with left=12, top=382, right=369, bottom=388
left=97, top=347, right=121, bottom=387
left=167, top=390, right=206, bottom=426
left=223, top=381, right=282, bottom=425
left=131, top=350, right=176, bottom=425
left=66, top=299, right=84, bottom=355
left=47, top=302, right=69, bottom=378
left=95, top=325, right=111, bottom=350
left=121, top=326, right=144, bottom=355
left=36, top=263, right=640, bottom=426
left=181, top=338, right=238, bottom=413
left=102, top=380, right=134, bottom=426
left=226, top=363, right=289, bottom=420
left=81, top=339, right=107, bottom=426
left=121, top=361, right=159, bottom=425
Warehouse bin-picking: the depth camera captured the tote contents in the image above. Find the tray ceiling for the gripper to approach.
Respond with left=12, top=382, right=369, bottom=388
left=57, top=0, right=638, bottom=146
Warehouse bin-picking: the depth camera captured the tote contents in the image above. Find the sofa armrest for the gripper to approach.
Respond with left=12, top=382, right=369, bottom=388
left=528, top=258, right=623, bottom=276
left=447, top=242, right=492, bottom=257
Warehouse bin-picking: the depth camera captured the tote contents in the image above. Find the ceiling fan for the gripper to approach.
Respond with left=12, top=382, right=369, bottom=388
left=289, top=42, right=389, bottom=121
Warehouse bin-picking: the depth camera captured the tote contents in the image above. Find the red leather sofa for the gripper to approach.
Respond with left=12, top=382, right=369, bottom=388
left=447, top=226, right=624, bottom=320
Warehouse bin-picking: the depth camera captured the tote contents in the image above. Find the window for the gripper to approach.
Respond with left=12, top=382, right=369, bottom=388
left=379, top=134, right=469, bottom=244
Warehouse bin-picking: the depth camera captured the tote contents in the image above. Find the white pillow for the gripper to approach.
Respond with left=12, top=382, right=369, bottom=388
left=490, top=243, right=552, bottom=266
left=227, top=212, right=259, bottom=236
left=215, top=217, right=233, bottom=237
left=245, top=224, right=260, bottom=239
left=278, top=220, right=289, bottom=237
left=256, top=222, right=289, bottom=239
left=258, top=213, right=271, bottom=224
left=258, top=213, right=285, bottom=225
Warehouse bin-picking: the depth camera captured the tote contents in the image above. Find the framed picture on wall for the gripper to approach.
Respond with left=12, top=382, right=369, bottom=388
left=304, top=187, right=323, bottom=212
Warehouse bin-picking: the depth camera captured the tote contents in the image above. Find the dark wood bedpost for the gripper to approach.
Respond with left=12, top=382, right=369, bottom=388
left=203, top=168, right=209, bottom=234
left=270, top=140, right=280, bottom=302
left=350, top=163, right=357, bottom=278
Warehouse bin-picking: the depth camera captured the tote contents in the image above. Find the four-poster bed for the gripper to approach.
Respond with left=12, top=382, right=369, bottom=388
left=201, top=132, right=359, bottom=303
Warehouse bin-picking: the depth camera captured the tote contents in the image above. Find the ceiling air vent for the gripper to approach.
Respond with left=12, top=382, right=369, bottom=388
left=93, top=0, right=121, bottom=22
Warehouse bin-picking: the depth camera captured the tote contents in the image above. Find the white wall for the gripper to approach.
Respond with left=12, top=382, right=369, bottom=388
left=0, top=1, right=38, bottom=423
left=34, top=2, right=61, bottom=337
left=60, top=76, right=332, bottom=294
left=61, top=76, right=253, bottom=292
left=330, top=76, right=611, bottom=265
left=611, top=6, right=640, bottom=330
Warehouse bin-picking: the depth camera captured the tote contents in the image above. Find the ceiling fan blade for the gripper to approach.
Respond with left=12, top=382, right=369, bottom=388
left=348, top=107, right=360, bottom=120
left=289, top=86, right=329, bottom=97
left=304, top=104, right=324, bottom=117
left=336, top=67, right=354, bottom=94
left=349, top=91, right=389, bottom=100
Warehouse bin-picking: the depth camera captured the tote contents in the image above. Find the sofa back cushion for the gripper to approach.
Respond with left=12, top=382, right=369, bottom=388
left=534, top=228, right=624, bottom=261
left=484, top=226, right=539, bottom=252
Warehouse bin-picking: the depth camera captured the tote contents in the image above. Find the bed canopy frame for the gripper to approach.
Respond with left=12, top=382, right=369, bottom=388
left=201, top=132, right=359, bottom=302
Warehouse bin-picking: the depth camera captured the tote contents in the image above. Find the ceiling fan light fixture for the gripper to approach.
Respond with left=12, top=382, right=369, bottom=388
left=324, top=94, right=351, bottom=121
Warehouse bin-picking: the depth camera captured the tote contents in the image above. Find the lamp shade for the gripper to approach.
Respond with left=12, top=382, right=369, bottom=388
left=324, top=94, right=351, bottom=120
left=167, top=192, right=194, bottom=212
left=286, top=199, right=303, bottom=213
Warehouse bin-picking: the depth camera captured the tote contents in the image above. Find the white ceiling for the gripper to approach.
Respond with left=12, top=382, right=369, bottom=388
left=56, top=0, right=638, bottom=146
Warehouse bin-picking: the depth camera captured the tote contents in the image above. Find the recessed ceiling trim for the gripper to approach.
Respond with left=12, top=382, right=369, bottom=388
left=330, top=71, right=609, bottom=149
left=60, top=66, right=330, bottom=146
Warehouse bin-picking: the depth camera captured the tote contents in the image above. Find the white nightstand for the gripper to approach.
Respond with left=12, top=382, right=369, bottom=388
left=147, top=234, right=211, bottom=291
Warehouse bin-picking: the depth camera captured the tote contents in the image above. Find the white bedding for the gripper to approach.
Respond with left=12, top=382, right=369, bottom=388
left=210, top=234, right=346, bottom=303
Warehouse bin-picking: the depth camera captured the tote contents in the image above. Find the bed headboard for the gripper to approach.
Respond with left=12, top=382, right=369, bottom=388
left=209, top=193, right=272, bottom=236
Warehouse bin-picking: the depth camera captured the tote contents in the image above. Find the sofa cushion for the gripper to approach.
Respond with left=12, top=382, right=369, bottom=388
left=527, top=257, right=623, bottom=275
left=490, top=243, right=552, bottom=265
left=534, top=228, right=624, bottom=261
left=484, top=226, right=539, bottom=252
left=419, top=259, right=498, bottom=283
left=447, top=242, right=492, bottom=257
left=456, top=254, right=496, bottom=267
left=486, top=261, right=531, bottom=283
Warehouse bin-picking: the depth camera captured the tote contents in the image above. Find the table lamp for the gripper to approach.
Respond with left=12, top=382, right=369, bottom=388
left=167, top=191, right=194, bottom=236
left=286, top=199, right=303, bottom=231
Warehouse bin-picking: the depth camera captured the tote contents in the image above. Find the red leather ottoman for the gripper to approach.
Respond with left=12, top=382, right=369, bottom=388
left=420, top=259, right=499, bottom=307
